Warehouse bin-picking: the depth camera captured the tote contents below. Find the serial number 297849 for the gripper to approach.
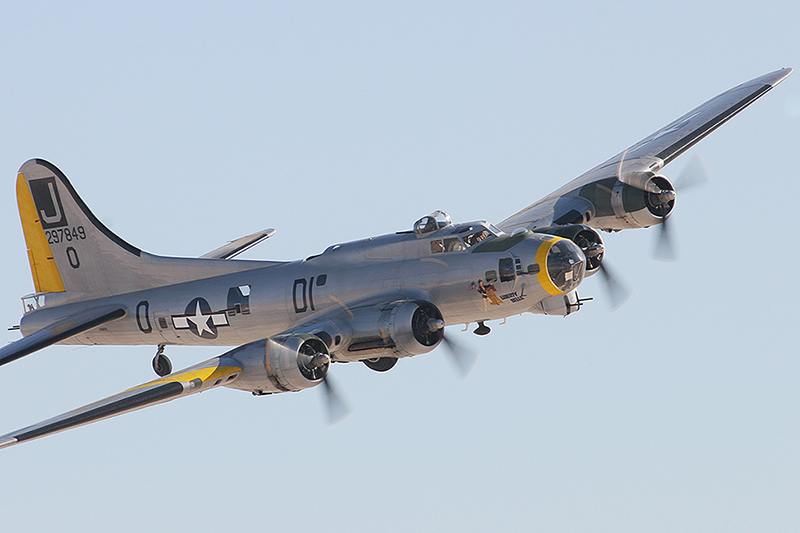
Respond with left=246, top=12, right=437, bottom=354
left=46, top=226, right=86, bottom=244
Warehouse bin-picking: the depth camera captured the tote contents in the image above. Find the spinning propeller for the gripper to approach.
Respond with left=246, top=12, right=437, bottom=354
left=316, top=304, right=477, bottom=424
left=616, top=149, right=709, bottom=261
left=573, top=231, right=631, bottom=309
left=423, top=312, right=479, bottom=378
left=299, top=343, right=351, bottom=424
left=321, top=373, right=351, bottom=424
left=597, top=261, right=631, bottom=310
left=593, top=151, right=709, bottom=306
left=441, top=334, right=478, bottom=378
left=653, top=154, right=709, bottom=261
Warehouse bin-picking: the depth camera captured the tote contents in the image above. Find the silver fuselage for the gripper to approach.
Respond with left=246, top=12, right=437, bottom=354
left=20, top=225, right=583, bottom=360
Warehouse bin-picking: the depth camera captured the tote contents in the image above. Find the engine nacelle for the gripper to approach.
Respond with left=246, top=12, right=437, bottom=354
left=534, top=224, right=604, bottom=277
left=608, top=173, right=676, bottom=229
left=224, top=334, right=330, bottom=394
left=566, top=172, right=676, bottom=232
left=321, top=300, right=445, bottom=361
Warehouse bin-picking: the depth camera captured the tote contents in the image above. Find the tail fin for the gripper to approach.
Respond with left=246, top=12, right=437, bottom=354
left=17, top=159, right=274, bottom=299
left=17, top=159, right=144, bottom=296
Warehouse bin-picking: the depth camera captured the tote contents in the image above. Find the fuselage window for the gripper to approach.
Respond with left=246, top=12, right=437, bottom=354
left=316, top=274, right=327, bottom=286
left=227, top=285, right=251, bottom=315
left=499, top=258, right=515, bottom=282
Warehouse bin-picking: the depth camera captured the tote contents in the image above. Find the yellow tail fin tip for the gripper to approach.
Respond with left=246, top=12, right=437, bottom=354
left=16, top=173, right=65, bottom=293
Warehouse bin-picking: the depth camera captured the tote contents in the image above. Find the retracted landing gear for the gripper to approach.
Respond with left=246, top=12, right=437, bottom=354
left=152, top=345, right=172, bottom=376
left=363, top=357, right=397, bottom=372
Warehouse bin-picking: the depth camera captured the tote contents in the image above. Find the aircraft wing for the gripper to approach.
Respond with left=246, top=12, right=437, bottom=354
left=499, top=67, right=792, bottom=232
left=200, top=229, right=276, bottom=259
left=0, top=305, right=125, bottom=368
left=0, top=355, right=242, bottom=450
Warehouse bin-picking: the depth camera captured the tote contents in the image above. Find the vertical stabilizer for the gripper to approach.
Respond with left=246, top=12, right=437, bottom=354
left=17, top=159, right=143, bottom=296
left=16, top=159, right=278, bottom=300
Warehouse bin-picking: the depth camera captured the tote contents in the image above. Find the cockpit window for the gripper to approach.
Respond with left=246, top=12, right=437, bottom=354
left=463, top=230, right=490, bottom=247
left=444, top=237, right=465, bottom=252
left=431, top=237, right=466, bottom=254
left=488, top=224, right=503, bottom=235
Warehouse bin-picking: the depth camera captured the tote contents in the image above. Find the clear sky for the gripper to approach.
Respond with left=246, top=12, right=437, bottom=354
left=1, top=1, right=798, bottom=531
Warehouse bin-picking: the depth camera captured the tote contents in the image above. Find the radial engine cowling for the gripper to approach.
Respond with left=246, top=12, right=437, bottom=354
left=224, top=334, right=330, bottom=394
left=610, top=173, right=676, bottom=229
left=534, top=224, right=604, bottom=277
left=328, top=301, right=445, bottom=361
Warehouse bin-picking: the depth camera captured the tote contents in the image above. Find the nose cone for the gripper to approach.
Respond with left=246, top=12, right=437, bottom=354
left=544, top=239, right=585, bottom=294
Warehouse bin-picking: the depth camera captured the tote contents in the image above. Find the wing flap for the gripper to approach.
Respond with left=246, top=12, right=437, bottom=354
left=0, top=305, right=125, bottom=368
left=0, top=355, right=242, bottom=449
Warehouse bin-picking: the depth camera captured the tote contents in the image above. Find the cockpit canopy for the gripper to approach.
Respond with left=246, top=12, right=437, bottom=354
left=412, top=210, right=503, bottom=255
left=413, top=211, right=453, bottom=238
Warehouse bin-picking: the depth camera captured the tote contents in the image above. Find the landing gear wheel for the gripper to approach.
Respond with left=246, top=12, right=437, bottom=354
left=363, top=357, right=397, bottom=372
left=152, top=345, right=172, bottom=376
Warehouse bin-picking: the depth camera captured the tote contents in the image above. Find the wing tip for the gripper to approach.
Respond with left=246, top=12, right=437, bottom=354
left=766, top=67, right=792, bottom=87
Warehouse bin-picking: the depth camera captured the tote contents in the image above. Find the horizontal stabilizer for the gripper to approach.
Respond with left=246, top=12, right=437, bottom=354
left=200, top=229, right=276, bottom=260
left=0, top=306, right=125, bottom=368
left=0, top=355, right=242, bottom=450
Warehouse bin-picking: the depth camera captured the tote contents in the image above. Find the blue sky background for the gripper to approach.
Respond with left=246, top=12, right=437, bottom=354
left=1, top=1, right=799, bottom=531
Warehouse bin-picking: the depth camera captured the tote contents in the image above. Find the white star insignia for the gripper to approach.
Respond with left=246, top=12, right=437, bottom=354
left=186, top=300, right=214, bottom=337
left=171, top=298, right=230, bottom=338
